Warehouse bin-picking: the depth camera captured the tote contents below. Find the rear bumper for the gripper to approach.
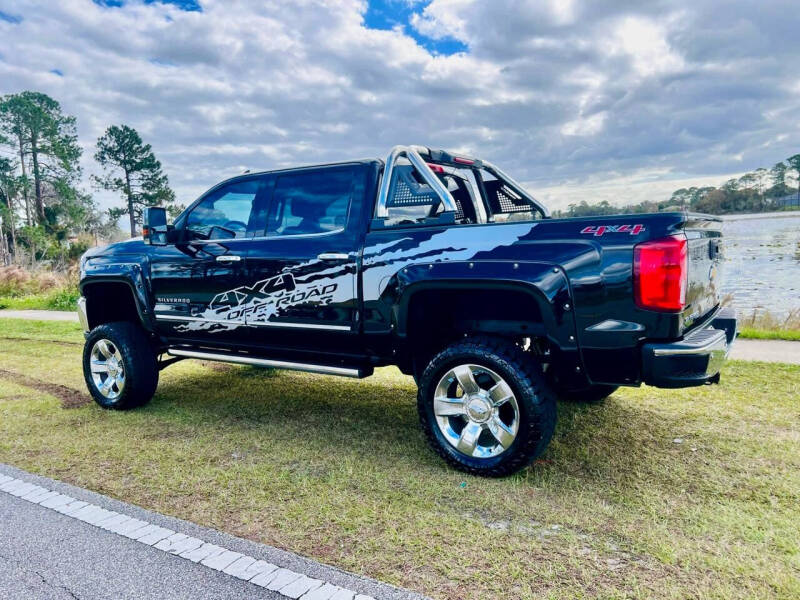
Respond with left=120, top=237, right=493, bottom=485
left=641, top=307, right=737, bottom=388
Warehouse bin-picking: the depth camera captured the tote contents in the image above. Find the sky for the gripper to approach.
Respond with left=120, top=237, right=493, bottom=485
left=1, top=0, right=799, bottom=214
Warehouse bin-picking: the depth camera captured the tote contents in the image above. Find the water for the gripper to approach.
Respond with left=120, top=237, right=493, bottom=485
left=720, top=212, right=800, bottom=317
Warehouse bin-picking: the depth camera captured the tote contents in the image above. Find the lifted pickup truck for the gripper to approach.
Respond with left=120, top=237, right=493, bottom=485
left=79, top=145, right=736, bottom=476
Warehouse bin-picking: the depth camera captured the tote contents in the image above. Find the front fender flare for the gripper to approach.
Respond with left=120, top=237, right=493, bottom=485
left=79, top=261, right=155, bottom=332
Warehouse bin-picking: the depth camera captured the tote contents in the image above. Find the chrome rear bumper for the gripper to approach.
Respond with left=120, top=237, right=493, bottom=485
left=641, top=307, right=737, bottom=388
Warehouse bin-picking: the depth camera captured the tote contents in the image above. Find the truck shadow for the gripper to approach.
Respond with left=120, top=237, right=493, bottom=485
left=151, top=363, right=688, bottom=485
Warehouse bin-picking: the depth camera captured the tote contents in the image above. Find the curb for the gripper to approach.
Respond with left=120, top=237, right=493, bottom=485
left=0, top=463, right=428, bottom=600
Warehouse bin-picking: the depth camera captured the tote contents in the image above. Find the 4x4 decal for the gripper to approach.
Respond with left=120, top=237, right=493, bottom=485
left=172, top=270, right=340, bottom=333
left=580, top=224, right=645, bottom=236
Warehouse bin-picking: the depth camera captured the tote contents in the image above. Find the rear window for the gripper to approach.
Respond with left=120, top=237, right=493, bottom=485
left=266, top=168, right=355, bottom=236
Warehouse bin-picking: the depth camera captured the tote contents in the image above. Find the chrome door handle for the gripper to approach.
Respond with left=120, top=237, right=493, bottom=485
left=317, top=253, right=349, bottom=261
left=216, top=255, right=242, bottom=262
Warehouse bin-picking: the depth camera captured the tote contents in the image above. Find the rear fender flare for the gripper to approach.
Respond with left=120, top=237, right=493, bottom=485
left=391, top=260, right=578, bottom=350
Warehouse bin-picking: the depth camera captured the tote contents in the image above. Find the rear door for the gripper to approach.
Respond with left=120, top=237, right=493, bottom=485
left=242, top=164, right=369, bottom=353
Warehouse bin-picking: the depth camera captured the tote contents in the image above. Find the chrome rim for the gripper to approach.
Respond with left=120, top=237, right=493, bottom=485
left=433, top=363, right=520, bottom=459
left=89, top=339, right=126, bottom=400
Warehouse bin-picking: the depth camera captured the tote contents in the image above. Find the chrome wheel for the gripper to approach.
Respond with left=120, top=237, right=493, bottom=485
left=89, top=339, right=126, bottom=400
left=433, top=363, right=519, bottom=458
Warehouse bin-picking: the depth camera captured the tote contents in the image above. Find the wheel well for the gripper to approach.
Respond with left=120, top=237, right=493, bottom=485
left=402, top=287, right=546, bottom=377
left=82, top=282, right=142, bottom=329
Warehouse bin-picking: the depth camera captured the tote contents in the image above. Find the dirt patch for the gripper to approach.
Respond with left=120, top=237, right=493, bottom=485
left=0, top=368, right=90, bottom=409
left=200, top=360, right=237, bottom=373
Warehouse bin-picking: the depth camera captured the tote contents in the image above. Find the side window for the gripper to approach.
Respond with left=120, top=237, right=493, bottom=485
left=385, top=160, right=444, bottom=224
left=186, top=177, right=265, bottom=239
left=267, top=168, right=354, bottom=236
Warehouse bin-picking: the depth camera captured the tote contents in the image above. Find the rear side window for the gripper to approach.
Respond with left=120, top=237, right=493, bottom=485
left=267, top=168, right=355, bottom=236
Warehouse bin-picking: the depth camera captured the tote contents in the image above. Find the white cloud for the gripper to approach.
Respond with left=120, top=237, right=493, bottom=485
left=561, top=111, right=607, bottom=136
left=410, top=0, right=473, bottom=42
left=0, top=0, right=798, bottom=219
left=608, top=16, right=685, bottom=77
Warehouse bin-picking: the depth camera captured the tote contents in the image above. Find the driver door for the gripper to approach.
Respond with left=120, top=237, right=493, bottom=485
left=149, top=174, right=270, bottom=343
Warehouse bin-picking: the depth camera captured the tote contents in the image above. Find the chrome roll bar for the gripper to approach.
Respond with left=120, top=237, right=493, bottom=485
left=375, top=145, right=458, bottom=219
left=375, top=145, right=549, bottom=220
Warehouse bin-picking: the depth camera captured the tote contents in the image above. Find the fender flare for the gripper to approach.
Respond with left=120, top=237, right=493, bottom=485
left=79, top=263, right=155, bottom=332
left=390, top=260, right=578, bottom=350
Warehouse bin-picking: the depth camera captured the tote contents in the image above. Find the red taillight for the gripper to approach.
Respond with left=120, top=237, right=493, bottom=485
left=426, top=162, right=445, bottom=173
left=633, top=235, right=687, bottom=312
left=453, top=157, right=474, bottom=165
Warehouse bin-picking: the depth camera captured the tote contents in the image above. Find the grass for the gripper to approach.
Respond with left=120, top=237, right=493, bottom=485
left=0, top=287, right=80, bottom=311
left=0, top=319, right=799, bottom=599
left=735, top=307, right=800, bottom=341
left=0, top=265, right=79, bottom=311
left=738, top=327, right=800, bottom=341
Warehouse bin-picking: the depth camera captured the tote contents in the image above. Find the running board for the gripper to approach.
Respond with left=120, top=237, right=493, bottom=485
left=166, top=348, right=367, bottom=378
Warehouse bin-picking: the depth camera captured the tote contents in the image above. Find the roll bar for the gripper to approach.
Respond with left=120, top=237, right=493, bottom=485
left=481, top=161, right=551, bottom=218
left=375, top=145, right=550, bottom=220
left=375, top=146, right=458, bottom=219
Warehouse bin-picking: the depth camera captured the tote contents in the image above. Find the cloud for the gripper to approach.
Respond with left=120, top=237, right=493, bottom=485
left=0, top=0, right=798, bottom=214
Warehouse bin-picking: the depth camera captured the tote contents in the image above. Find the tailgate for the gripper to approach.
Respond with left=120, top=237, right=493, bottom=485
left=682, top=214, right=723, bottom=331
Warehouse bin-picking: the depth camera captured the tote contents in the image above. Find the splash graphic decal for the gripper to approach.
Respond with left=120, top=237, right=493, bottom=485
left=171, top=271, right=340, bottom=333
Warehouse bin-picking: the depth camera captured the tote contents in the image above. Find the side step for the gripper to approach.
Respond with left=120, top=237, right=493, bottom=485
left=166, top=348, right=368, bottom=378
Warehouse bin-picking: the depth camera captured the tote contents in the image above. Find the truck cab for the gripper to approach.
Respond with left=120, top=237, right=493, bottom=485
left=78, top=145, right=736, bottom=476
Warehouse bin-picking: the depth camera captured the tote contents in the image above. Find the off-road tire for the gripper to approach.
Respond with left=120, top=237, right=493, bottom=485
left=417, top=336, right=557, bottom=477
left=82, top=321, right=158, bottom=410
left=556, top=384, right=618, bottom=403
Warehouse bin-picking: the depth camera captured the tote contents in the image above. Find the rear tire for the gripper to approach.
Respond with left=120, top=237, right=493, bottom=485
left=417, top=336, right=557, bottom=477
left=82, top=321, right=158, bottom=410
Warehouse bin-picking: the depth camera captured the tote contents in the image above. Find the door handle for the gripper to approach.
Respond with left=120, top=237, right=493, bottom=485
left=216, top=255, right=242, bottom=262
left=317, top=253, right=349, bottom=261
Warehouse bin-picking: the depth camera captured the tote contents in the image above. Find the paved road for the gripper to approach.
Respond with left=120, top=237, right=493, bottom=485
left=728, top=338, right=800, bottom=365
left=1, top=310, right=799, bottom=364
left=0, top=464, right=423, bottom=600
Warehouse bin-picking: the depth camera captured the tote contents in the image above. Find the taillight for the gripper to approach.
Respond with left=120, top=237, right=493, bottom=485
left=633, top=235, right=688, bottom=312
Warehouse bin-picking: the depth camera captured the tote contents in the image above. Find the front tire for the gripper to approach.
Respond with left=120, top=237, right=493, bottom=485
left=83, top=321, right=159, bottom=410
left=417, top=336, right=557, bottom=477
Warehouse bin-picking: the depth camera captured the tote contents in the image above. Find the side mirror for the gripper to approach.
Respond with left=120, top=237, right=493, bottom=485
left=143, top=206, right=169, bottom=246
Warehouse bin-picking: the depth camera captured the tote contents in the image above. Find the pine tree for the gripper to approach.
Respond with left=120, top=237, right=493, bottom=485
left=93, top=125, right=176, bottom=237
left=0, top=91, right=81, bottom=228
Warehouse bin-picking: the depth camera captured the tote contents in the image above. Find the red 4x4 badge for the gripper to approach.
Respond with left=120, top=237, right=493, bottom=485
left=580, top=224, right=645, bottom=237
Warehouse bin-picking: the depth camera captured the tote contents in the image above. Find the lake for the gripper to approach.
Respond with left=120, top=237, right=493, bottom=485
left=720, top=212, right=800, bottom=317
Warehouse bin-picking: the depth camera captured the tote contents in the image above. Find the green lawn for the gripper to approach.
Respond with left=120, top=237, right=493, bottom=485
left=0, top=287, right=79, bottom=311
left=739, top=327, right=800, bottom=342
left=0, top=319, right=798, bottom=599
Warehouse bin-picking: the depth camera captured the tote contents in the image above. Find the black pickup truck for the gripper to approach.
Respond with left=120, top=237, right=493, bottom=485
left=78, top=145, right=736, bottom=476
